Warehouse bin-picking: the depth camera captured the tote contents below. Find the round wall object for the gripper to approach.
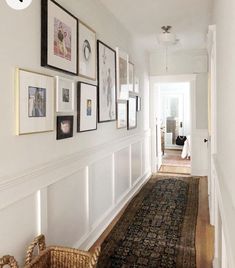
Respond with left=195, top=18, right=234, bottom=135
left=5, top=0, right=32, bottom=10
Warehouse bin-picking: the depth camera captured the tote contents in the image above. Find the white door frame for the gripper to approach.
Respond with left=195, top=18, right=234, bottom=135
left=150, top=74, right=196, bottom=173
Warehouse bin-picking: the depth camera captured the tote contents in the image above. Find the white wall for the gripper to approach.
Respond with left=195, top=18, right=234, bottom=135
left=0, top=0, right=151, bottom=265
left=212, top=0, right=235, bottom=266
left=150, top=49, right=208, bottom=130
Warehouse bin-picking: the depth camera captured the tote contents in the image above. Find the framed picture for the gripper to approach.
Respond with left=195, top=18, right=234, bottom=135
left=41, top=0, right=78, bottom=75
left=116, top=48, right=129, bottom=100
left=77, top=82, right=97, bottom=132
left=97, top=40, right=117, bottom=122
left=79, top=21, right=96, bottom=80
left=129, top=62, right=134, bottom=92
left=127, top=95, right=137, bottom=130
left=15, top=68, right=54, bottom=135
left=57, top=116, right=74, bottom=140
left=136, top=96, right=141, bottom=112
left=56, top=76, right=74, bottom=112
left=117, top=100, right=127, bottom=129
left=134, top=76, right=140, bottom=93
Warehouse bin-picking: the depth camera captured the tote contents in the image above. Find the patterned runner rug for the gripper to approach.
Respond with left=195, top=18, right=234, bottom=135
left=97, top=176, right=199, bottom=268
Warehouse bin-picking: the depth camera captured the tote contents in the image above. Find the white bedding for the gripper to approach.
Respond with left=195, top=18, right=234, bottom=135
left=181, top=135, right=191, bottom=159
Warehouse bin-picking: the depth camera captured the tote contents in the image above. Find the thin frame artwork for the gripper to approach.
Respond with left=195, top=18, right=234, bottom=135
left=136, top=96, right=141, bottom=112
left=117, top=100, right=127, bottom=129
left=56, top=115, right=74, bottom=140
left=78, top=21, right=97, bottom=80
left=127, top=95, right=137, bottom=130
left=15, top=68, right=55, bottom=135
left=77, top=82, right=97, bottom=132
left=116, top=47, right=129, bottom=100
left=97, top=40, right=117, bottom=123
left=56, top=76, right=75, bottom=112
left=41, top=0, right=78, bottom=75
left=129, top=62, right=135, bottom=92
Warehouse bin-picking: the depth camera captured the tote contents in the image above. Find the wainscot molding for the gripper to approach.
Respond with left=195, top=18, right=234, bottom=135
left=0, top=129, right=151, bottom=210
left=212, top=155, right=235, bottom=268
left=75, top=170, right=151, bottom=250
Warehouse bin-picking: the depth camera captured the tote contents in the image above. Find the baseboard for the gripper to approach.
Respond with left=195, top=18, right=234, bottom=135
left=74, top=170, right=151, bottom=250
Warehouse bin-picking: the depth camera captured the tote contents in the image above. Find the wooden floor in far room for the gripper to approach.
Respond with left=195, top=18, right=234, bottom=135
left=90, top=174, right=214, bottom=268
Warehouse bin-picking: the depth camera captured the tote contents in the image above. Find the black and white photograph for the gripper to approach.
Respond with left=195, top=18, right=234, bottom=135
left=79, top=21, right=96, bottom=80
left=56, top=116, right=74, bottom=140
left=97, top=41, right=117, bottom=122
left=128, top=95, right=137, bottom=130
left=77, top=82, right=97, bottom=132
left=56, top=76, right=75, bottom=112
left=28, top=87, right=46, bottom=117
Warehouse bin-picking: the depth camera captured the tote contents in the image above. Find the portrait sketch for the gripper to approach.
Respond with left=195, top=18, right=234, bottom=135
left=87, top=99, right=92, bottom=116
left=98, top=41, right=117, bottom=122
left=54, top=18, right=72, bottom=61
left=28, top=87, right=46, bottom=117
left=117, top=48, right=129, bottom=100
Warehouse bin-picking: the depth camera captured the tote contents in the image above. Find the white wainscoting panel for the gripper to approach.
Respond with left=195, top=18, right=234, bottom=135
left=47, top=168, right=88, bottom=247
left=0, top=130, right=151, bottom=265
left=89, top=155, right=113, bottom=228
left=131, top=142, right=142, bottom=186
left=0, top=194, right=38, bottom=265
left=114, top=147, right=131, bottom=203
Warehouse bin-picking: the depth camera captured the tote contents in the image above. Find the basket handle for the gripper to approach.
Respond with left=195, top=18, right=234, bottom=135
left=89, top=246, right=101, bottom=268
left=0, top=255, right=18, bottom=268
left=25, top=234, right=46, bottom=265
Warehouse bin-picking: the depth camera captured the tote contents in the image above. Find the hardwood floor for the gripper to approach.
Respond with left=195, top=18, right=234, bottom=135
left=90, top=174, right=214, bottom=268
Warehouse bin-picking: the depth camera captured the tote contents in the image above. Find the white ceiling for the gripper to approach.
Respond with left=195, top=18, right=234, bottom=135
left=99, top=0, right=213, bottom=52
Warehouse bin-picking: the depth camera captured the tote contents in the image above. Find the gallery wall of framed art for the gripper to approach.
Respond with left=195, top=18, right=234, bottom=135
left=15, top=0, right=143, bottom=139
left=97, top=40, right=117, bottom=123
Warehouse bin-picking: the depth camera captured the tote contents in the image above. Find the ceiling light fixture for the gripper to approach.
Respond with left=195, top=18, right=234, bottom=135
left=158, top=26, right=179, bottom=72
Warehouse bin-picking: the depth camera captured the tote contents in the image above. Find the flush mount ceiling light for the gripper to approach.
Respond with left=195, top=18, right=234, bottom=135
left=158, top=26, right=179, bottom=46
left=157, top=26, right=180, bottom=72
left=5, top=0, right=32, bottom=10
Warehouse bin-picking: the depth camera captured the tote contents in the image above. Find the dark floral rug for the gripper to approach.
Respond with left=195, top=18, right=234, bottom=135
left=97, top=176, right=199, bottom=268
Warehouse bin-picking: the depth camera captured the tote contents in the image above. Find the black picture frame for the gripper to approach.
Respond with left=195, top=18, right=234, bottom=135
left=56, top=116, right=74, bottom=140
left=77, top=82, right=98, bottom=132
left=97, top=40, right=117, bottom=123
left=41, top=0, right=78, bottom=75
left=127, top=95, right=137, bottom=130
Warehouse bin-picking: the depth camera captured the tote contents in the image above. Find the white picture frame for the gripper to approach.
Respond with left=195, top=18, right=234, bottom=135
left=15, top=68, right=55, bottom=135
left=77, top=82, right=97, bottom=132
left=134, top=76, right=140, bottom=93
left=78, top=21, right=96, bottom=80
left=117, top=100, right=127, bottom=129
left=128, top=94, right=137, bottom=130
left=56, top=76, right=75, bottom=112
left=116, top=47, right=129, bottom=100
left=129, top=62, right=134, bottom=92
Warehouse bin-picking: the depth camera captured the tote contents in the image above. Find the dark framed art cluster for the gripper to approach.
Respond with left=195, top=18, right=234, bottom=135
left=15, top=0, right=142, bottom=141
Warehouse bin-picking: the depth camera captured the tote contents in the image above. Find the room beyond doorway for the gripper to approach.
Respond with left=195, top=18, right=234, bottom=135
left=157, top=80, right=192, bottom=175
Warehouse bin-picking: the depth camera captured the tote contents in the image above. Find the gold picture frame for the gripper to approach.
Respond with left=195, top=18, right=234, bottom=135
left=15, top=68, right=55, bottom=135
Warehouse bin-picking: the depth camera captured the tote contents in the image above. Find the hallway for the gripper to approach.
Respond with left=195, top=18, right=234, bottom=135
left=0, top=0, right=235, bottom=267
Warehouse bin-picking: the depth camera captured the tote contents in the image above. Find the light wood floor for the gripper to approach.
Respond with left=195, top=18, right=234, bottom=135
left=90, top=174, right=214, bottom=268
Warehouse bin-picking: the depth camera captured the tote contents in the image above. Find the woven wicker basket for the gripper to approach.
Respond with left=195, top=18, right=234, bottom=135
left=24, top=234, right=100, bottom=268
left=0, top=255, right=18, bottom=268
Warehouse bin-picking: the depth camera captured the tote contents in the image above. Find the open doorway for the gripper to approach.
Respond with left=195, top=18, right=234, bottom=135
left=159, top=82, right=191, bottom=174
